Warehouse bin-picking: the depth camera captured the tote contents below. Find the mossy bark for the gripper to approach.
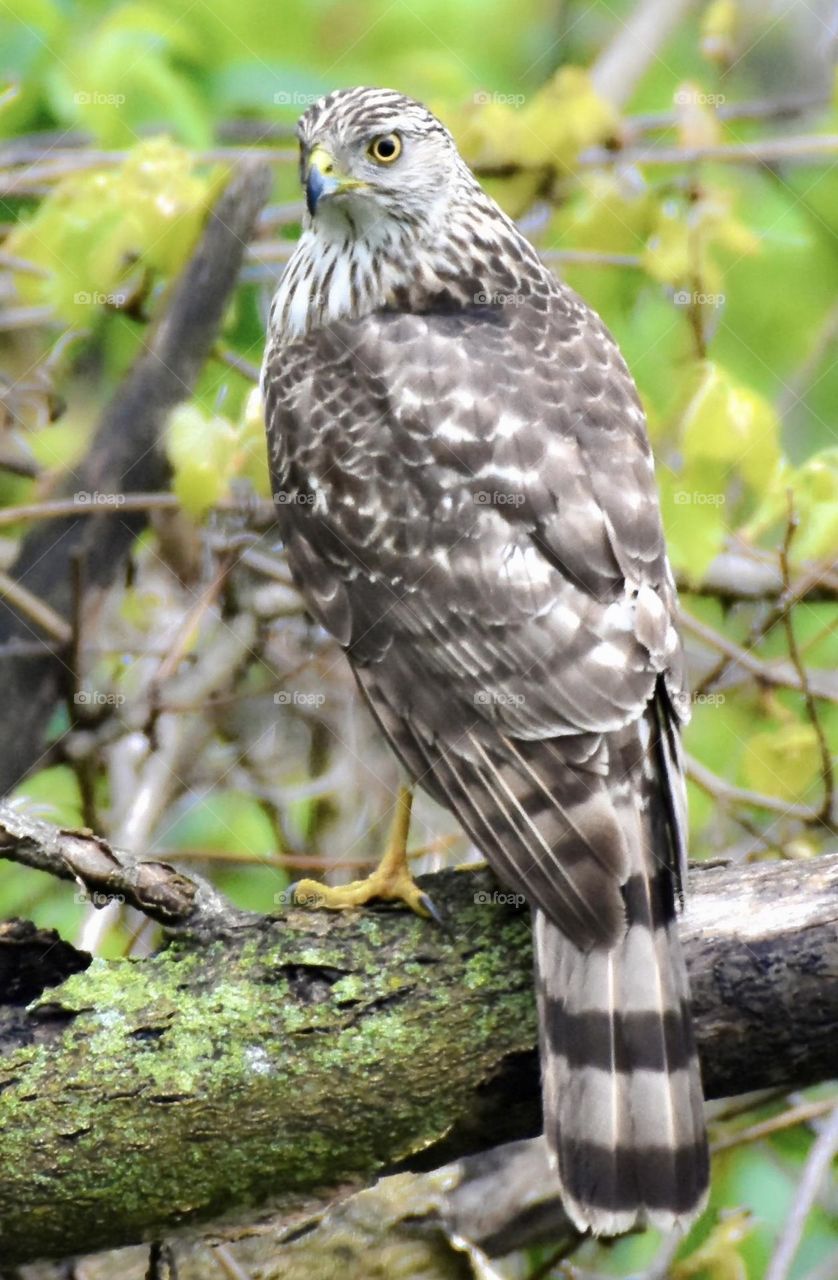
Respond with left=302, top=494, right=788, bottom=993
left=1, top=855, right=837, bottom=1267
left=0, top=870, right=535, bottom=1265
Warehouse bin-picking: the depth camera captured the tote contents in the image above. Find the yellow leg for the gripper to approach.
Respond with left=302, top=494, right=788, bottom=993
left=292, top=787, right=436, bottom=919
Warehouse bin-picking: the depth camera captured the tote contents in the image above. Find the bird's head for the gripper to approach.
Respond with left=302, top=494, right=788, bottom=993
left=296, top=86, right=467, bottom=237
left=268, top=86, right=524, bottom=341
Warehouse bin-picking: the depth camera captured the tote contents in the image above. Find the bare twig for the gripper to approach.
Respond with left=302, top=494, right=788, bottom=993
left=764, top=1103, right=838, bottom=1280
left=79, top=611, right=260, bottom=954
left=711, top=1096, right=838, bottom=1155
left=778, top=493, right=835, bottom=824
left=211, top=345, right=262, bottom=382
left=580, top=133, right=838, bottom=169
left=678, top=547, right=838, bottom=605
left=472, top=135, right=838, bottom=183
left=693, top=556, right=838, bottom=697
left=680, top=608, right=838, bottom=703
left=211, top=1246, right=253, bottom=1280
left=0, top=148, right=293, bottom=195
left=0, top=570, right=73, bottom=645
left=0, top=492, right=276, bottom=529
left=624, top=92, right=831, bottom=140
left=685, top=753, right=823, bottom=825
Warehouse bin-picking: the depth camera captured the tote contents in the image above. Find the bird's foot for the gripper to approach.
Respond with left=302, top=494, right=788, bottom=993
left=291, top=861, right=436, bottom=920
left=290, top=785, right=440, bottom=922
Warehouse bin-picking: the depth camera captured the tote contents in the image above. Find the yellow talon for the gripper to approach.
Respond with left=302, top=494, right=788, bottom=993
left=291, top=787, right=437, bottom=920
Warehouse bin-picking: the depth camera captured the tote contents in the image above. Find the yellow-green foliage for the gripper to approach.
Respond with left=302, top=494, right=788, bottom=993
left=6, top=139, right=217, bottom=323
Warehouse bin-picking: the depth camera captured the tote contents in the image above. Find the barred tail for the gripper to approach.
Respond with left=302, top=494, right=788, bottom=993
left=534, top=855, right=709, bottom=1237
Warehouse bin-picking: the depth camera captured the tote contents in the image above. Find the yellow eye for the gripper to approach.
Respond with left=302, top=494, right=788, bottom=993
left=367, top=133, right=402, bottom=164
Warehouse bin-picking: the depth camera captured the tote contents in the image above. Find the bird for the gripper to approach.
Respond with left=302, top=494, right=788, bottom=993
left=261, top=85, right=709, bottom=1237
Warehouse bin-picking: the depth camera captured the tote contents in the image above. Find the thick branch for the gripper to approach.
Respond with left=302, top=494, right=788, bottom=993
left=0, top=854, right=836, bottom=1266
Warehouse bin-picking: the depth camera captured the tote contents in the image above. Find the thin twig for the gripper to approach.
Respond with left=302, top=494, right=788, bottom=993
left=624, top=92, right=830, bottom=140
left=679, top=548, right=838, bottom=605
left=0, top=492, right=277, bottom=528
left=212, top=344, right=262, bottom=382
left=579, top=133, right=838, bottom=169
left=686, top=753, right=821, bottom=824
left=764, top=1103, right=838, bottom=1280
left=679, top=608, right=838, bottom=703
left=694, top=556, right=838, bottom=696
left=212, top=1244, right=252, bottom=1280
left=0, top=250, right=50, bottom=275
left=712, top=1096, right=838, bottom=1155
left=0, top=148, right=293, bottom=195
left=0, top=569, right=73, bottom=645
left=68, top=548, right=99, bottom=832
left=0, top=304, right=59, bottom=330
left=778, top=492, right=835, bottom=824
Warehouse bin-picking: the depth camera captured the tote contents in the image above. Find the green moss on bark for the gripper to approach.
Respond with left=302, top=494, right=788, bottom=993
left=0, top=871, right=535, bottom=1264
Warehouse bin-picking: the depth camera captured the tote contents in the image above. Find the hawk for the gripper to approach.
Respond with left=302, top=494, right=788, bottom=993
left=261, top=86, right=709, bottom=1236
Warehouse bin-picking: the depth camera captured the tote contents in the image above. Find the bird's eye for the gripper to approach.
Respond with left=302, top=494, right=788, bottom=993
left=367, top=134, right=402, bottom=164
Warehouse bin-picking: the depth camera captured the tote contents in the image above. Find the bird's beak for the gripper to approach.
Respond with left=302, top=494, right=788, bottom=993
left=305, top=145, right=364, bottom=216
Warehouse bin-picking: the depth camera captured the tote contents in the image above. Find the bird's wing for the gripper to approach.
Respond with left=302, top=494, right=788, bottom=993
left=266, top=290, right=685, bottom=735
left=264, top=289, right=687, bottom=944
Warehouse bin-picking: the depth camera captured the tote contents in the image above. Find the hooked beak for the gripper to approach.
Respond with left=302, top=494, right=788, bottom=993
left=305, top=145, right=364, bottom=216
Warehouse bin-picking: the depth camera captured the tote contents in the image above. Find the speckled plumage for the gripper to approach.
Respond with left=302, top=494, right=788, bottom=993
left=262, top=86, right=708, bottom=1235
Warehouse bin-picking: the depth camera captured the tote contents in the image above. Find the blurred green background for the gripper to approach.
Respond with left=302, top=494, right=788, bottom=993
left=1, top=1, right=837, bottom=1277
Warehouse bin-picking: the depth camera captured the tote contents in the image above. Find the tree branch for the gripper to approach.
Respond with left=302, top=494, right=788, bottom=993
left=0, top=851, right=837, bottom=1266
left=0, top=802, right=252, bottom=939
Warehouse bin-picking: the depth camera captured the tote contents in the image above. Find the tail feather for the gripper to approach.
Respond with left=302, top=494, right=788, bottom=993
left=534, top=711, right=709, bottom=1236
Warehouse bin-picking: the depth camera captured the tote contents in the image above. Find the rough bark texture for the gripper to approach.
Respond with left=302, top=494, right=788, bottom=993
left=1, top=855, right=837, bottom=1266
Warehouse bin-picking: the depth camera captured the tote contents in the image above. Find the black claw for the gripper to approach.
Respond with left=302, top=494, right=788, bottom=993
left=419, top=891, right=445, bottom=928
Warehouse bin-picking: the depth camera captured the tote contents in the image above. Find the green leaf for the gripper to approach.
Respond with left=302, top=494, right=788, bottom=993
left=680, top=362, right=781, bottom=490
left=742, top=722, right=822, bottom=803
